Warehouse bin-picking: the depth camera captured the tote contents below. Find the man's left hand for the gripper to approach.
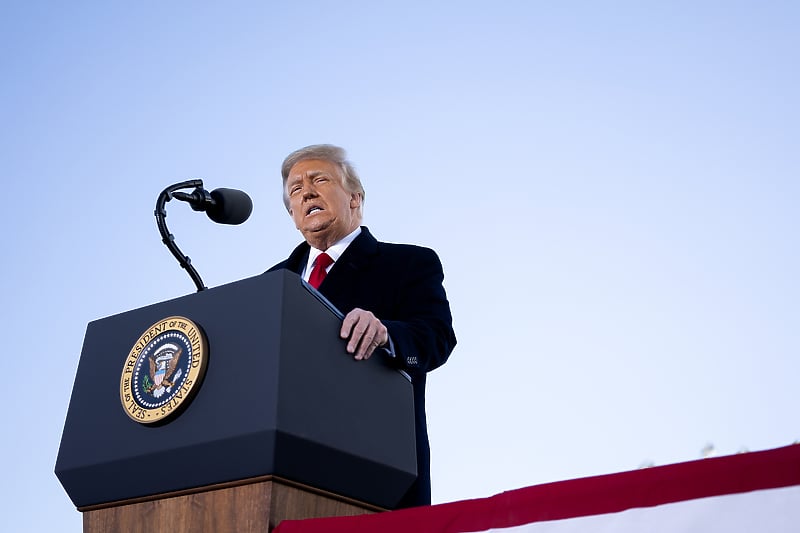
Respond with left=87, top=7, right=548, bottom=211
left=340, top=308, right=388, bottom=360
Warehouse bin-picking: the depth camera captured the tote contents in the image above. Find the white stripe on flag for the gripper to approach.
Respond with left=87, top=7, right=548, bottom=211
left=480, top=485, right=800, bottom=533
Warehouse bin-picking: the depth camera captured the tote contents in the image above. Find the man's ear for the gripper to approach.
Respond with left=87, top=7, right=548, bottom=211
left=350, top=193, right=362, bottom=209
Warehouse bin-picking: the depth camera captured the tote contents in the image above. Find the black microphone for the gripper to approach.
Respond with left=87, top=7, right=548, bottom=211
left=172, top=187, right=253, bottom=225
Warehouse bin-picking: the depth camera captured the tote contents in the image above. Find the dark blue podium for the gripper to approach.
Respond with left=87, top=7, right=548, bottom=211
left=55, top=270, right=417, bottom=531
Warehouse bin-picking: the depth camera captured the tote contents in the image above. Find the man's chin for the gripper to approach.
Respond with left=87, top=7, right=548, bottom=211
left=301, top=223, right=331, bottom=236
left=300, top=224, right=334, bottom=245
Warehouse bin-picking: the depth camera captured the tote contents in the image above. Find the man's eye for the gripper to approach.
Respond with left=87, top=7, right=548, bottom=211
left=315, top=176, right=328, bottom=183
left=289, top=186, right=301, bottom=195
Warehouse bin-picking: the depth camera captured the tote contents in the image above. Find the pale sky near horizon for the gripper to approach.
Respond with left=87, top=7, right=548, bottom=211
left=1, top=2, right=798, bottom=532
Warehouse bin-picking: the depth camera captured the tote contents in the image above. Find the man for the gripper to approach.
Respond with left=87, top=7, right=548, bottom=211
left=268, top=144, right=456, bottom=507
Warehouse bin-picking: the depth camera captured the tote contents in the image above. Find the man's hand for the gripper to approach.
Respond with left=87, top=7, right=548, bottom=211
left=340, top=308, right=388, bottom=360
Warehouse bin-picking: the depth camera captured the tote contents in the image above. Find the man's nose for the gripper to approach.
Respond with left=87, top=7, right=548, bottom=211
left=302, top=183, right=318, bottom=199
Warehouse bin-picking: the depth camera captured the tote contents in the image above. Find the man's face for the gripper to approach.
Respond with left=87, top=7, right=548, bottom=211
left=286, top=159, right=361, bottom=250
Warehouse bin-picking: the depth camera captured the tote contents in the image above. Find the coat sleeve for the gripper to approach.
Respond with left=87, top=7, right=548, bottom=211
left=381, top=247, right=456, bottom=376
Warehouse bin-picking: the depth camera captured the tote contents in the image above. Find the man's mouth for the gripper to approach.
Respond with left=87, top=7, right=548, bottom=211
left=306, top=206, right=323, bottom=216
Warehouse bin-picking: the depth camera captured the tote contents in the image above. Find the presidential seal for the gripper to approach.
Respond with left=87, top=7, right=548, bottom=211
left=119, top=316, right=208, bottom=424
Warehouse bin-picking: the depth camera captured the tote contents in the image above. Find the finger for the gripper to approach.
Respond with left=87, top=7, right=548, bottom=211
left=340, top=311, right=358, bottom=341
left=341, top=309, right=370, bottom=353
left=348, top=315, right=372, bottom=355
left=356, top=322, right=388, bottom=361
left=354, top=328, right=379, bottom=360
left=359, top=338, right=382, bottom=360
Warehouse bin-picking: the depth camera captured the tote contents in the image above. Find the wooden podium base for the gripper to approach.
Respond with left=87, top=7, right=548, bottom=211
left=80, top=476, right=383, bottom=533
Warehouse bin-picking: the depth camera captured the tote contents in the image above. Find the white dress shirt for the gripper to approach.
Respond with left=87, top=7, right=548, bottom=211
left=301, top=226, right=362, bottom=282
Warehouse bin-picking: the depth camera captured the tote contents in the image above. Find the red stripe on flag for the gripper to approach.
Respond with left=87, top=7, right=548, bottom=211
left=274, top=444, right=800, bottom=533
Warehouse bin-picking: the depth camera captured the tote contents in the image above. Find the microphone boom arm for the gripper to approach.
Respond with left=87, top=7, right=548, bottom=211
left=155, top=179, right=207, bottom=292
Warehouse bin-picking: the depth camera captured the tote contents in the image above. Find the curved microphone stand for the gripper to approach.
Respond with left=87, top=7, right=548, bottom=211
left=155, top=179, right=207, bottom=292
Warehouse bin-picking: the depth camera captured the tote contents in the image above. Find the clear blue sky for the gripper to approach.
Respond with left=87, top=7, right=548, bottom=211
left=1, top=2, right=797, bottom=531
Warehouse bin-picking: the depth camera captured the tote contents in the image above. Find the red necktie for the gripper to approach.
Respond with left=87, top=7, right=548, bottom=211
left=308, top=252, right=334, bottom=289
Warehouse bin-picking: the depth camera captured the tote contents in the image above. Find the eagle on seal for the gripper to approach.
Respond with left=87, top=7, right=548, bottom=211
left=145, top=343, right=183, bottom=396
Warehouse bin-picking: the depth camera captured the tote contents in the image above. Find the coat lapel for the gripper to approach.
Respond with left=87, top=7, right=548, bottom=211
left=318, top=227, right=379, bottom=307
left=284, top=241, right=310, bottom=275
left=273, top=227, right=380, bottom=314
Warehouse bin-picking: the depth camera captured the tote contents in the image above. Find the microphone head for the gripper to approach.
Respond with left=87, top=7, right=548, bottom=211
left=207, top=188, right=253, bottom=225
